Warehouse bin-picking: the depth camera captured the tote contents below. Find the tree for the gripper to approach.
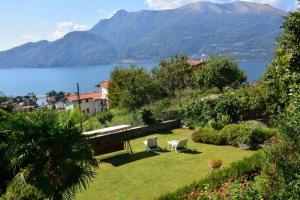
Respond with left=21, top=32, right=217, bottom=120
left=258, top=99, right=300, bottom=199
left=0, top=93, right=14, bottom=113
left=108, top=66, right=156, bottom=110
left=257, top=6, right=300, bottom=198
left=192, top=56, right=246, bottom=91
left=262, top=7, right=300, bottom=117
left=152, top=55, right=192, bottom=96
left=46, top=90, right=66, bottom=103
left=5, top=109, right=97, bottom=200
left=0, top=110, right=13, bottom=192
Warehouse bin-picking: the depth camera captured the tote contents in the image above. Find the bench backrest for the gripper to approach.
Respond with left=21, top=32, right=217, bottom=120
left=147, top=136, right=158, bottom=147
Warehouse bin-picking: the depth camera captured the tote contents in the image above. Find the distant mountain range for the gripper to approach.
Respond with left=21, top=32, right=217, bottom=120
left=0, top=1, right=286, bottom=68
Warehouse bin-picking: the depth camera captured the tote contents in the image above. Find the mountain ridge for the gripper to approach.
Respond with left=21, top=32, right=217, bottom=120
left=0, top=1, right=286, bottom=68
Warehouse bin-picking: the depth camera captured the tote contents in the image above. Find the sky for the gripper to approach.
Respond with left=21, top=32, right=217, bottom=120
left=0, top=0, right=298, bottom=51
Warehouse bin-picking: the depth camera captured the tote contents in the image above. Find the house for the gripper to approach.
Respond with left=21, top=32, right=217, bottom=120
left=187, top=53, right=206, bottom=69
left=96, top=80, right=109, bottom=99
left=187, top=60, right=205, bottom=68
left=66, top=91, right=108, bottom=115
left=96, top=80, right=110, bottom=107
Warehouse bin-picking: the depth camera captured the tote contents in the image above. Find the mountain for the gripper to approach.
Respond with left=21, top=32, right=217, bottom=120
left=0, top=1, right=286, bottom=68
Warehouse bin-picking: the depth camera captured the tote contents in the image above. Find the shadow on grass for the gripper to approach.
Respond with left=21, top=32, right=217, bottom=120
left=101, top=151, right=160, bottom=167
left=154, top=130, right=173, bottom=135
left=181, top=149, right=202, bottom=154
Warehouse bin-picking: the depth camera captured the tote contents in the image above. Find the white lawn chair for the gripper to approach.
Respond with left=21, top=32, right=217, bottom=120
left=143, top=136, right=159, bottom=152
left=168, top=139, right=188, bottom=153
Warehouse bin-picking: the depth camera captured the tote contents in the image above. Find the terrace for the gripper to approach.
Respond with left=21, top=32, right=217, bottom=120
left=76, top=128, right=254, bottom=200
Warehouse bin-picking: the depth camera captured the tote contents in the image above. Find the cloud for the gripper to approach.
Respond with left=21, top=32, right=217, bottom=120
left=50, top=21, right=89, bottom=39
left=145, top=0, right=298, bottom=11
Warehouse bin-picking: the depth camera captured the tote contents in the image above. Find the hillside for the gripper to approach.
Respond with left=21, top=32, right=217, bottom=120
left=0, top=1, right=286, bottom=68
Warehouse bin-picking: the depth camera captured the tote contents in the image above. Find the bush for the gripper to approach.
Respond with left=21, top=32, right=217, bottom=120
left=192, top=124, right=276, bottom=149
left=181, top=94, right=240, bottom=128
left=1, top=177, right=46, bottom=200
left=220, top=124, right=250, bottom=146
left=158, top=152, right=263, bottom=200
left=192, top=128, right=225, bottom=145
left=141, top=108, right=156, bottom=125
left=97, top=111, right=113, bottom=126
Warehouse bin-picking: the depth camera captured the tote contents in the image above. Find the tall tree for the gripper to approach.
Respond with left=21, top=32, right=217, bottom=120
left=152, top=55, right=192, bottom=96
left=192, top=56, right=246, bottom=91
left=5, top=109, right=97, bottom=200
left=108, top=66, right=156, bottom=110
left=263, top=6, right=300, bottom=116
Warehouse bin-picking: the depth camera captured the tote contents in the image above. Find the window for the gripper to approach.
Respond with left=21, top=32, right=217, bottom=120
left=86, top=99, right=89, bottom=103
left=87, top=108, right=89, bottom=113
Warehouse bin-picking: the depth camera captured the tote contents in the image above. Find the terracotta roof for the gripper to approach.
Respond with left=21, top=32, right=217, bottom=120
left=187, top=60, right=205, bottom=67
left=66, top=92, right=103, bottom=102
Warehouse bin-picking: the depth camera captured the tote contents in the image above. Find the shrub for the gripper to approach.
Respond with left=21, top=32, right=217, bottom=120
left=1, top=177, right=46, bottom=200
left=97, top=111, right=113, bottom=126
left=192, top=128, right=225, bottom=145
left=141, top=108, right=156, bottom=125
left=180, top=94, right=240, bottom=128
left=192, top=124, right=276, bottom=149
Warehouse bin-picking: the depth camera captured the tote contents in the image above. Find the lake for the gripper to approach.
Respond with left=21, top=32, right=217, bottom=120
left=0, top=60, right=269, bottom=96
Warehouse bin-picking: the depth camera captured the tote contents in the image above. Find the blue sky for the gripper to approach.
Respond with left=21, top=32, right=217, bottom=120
left=0, top=0, right=298, bottom=51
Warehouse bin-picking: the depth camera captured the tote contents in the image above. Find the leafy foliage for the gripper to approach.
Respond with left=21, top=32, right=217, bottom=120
left=257, top=99, right=300, bottom=199
left=140, top=108, right=157, bottom=125
left=108, top=66, right=157, bottom=110
left=262, top=8, right=300, bottom=118
left=4, top=109, right=97, bottom=200
left=153, top=55, right=192, bottom=95
left=180, top=94, right=240, bottom=128
left=97, top=111, right=113, bottom=127
left=46, top=90, right=66, bottom=103
left=192, top=56, right=246, bottom=90
left=0, top=110, right=13, bottom=192
left=1, top=175, right=46, bottom=200
left=192, top=124, right=276, bottom=149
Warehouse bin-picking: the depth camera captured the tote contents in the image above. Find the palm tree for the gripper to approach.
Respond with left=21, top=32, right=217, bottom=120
left=5, top=109, right=97, bottom=200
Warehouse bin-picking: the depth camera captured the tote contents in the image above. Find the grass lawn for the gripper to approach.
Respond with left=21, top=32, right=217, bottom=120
left=76, top=128, right=254, bottom=200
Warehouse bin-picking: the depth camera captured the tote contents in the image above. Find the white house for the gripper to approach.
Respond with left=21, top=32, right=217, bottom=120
left=66, top=91, right=108, bottom=116
left=65, top=80, right=110, bottom=116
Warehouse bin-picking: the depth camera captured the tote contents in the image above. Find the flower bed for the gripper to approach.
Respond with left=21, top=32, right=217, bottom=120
left=158, top=152, right=263, bottom=200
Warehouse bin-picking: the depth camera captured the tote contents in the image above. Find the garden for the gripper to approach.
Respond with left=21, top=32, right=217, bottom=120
left=76, top=128, right=254, bottom=200
left=0, top=5, right=300, bottom=200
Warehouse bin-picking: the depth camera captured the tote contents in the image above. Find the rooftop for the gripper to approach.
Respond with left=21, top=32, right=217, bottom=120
left=66, top=92, right=103, bottom=102
left=187, top=60, right=205, bottom=68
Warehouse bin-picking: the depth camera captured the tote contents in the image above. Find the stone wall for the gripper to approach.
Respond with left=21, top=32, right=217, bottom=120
left=92, top=120, right=180, bottom=146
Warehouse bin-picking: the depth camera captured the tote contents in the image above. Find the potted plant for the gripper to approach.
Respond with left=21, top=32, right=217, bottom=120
left=209, top=158, right=222, bottom=170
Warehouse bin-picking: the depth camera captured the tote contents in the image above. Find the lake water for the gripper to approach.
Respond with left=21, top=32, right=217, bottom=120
left=0, top=60, right=269, bottom=96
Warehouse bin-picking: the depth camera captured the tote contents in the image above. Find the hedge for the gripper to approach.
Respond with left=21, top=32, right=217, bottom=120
left=192, top=124, right=277, bottom=149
